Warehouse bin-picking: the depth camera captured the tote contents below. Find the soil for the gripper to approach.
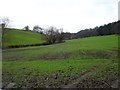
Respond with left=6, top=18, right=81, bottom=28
left=59, top=65, right=118, bottom=88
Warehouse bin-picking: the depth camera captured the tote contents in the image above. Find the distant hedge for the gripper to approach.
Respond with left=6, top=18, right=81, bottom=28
left=7, top=42, right=50, bottom=48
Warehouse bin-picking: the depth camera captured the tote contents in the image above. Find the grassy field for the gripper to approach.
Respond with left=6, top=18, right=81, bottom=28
left=3, top=35, right=118, bottom=61
left=2, top=28, right=46, bottom=48
left=2, top=35, right=118, bottom=88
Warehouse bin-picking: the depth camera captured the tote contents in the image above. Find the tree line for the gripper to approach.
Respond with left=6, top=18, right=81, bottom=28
left=63, top=20, right=120, bottom=39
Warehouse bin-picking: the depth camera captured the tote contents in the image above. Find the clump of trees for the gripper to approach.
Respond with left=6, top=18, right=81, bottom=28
left=23, top=25, right=30, bottom=31
left=31, top=25, right=65, bottom=44
left=32, top=25, right=64, bottom=44
left=33, top=25, right=43, bottom=34
left=44, top=26, right=64, bottom=44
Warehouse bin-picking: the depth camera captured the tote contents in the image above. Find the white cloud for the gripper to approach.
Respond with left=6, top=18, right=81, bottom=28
left=0, top=0, right=119, bottom=33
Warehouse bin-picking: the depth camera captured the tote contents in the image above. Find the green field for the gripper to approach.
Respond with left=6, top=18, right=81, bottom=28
left=2, top=35, right=118, bottom=88
left=2, top=28, right=46, bottom=48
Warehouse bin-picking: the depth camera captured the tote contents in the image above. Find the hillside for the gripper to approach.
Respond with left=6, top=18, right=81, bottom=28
left=2, top=28, right=46, bottom=48
left=63, top=20, right=119, bottom=40
left=3, top=35, right=118, bottom=61
left=3, top=35, right=118, bottom=88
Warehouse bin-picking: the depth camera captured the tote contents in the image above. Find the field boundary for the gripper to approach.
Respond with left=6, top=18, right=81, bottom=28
left=5, top=42, right=49, bottom=49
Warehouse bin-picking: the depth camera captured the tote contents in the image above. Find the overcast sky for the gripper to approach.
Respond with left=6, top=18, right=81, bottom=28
left=0, top=0, right=119, bottom=33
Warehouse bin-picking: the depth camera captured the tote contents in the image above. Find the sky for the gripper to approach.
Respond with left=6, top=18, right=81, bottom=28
left=0, top=0, right=119, bottom=33
left=119, top=1, right=120, bottom=20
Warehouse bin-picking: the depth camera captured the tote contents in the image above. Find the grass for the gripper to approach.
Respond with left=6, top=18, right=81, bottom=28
left=2, top=35, right=118, bottom=88
left=3, top=35, right=118, bottom=61
left=3, top=59, right=114, bottom=88
left=88, top=62, right=118, bottom=82
left=74, top=61, right=119, bottom=88
left=2, top=28, right=46, bottom=48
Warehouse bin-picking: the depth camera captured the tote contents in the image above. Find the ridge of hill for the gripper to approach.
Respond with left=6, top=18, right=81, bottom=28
left=63, top=20, right=119, bottom=40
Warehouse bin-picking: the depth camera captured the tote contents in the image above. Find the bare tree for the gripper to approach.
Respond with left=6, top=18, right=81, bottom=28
left=57, top=28, right=64, bottom=43
left=0, top=17, right=10, bottom=35
left=0, top=17, right=10, bottom=28
left=44, top=26, right=64, bottom=44
left=44, top=26, right=55, bottom=44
